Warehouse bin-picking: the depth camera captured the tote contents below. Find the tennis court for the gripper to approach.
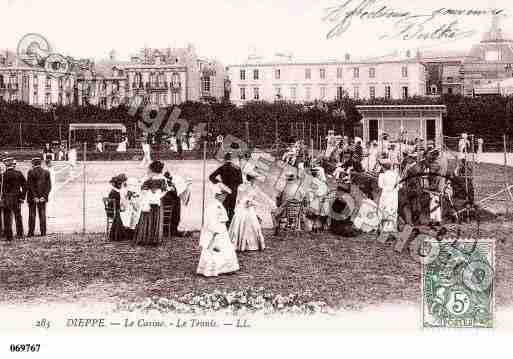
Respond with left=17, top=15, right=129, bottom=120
left=14, top=159, right=275, bottom=235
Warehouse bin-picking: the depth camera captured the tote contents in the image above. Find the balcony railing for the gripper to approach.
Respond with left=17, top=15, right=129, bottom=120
left=170, top=82, right=182, bottom=92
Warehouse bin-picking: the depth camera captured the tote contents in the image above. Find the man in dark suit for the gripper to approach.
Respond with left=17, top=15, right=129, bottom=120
left=209, top=152, right=242, bottom=227
left=2, top=158, right=27, bottom=240
left=27, top=158, right=52, bottom=237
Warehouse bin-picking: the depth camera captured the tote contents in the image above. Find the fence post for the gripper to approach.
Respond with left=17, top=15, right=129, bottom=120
left=504, top=134, right=510, bottom=218
left=18, top=123, right=22, bottom=149
left=82, top=142, right=87, bottom=235
left=275, top=118, right=279, bottom=152
left=245, top=121, right=250, bottom=147
left=201, top=140, right=206, bottom=227
left=316, top=121, right=319, bottom=150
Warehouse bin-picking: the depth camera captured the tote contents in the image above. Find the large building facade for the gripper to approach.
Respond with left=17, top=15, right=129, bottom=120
left=464, top=16, right=513, bottom=96
left=228, top=55, right=426, bottom=105
left=0, top=51, right=78, bottom=107
left=1, top=45, right=226, bottom=110
left=420, top=15, right=513, bottom=97
left=77, top=46, right=225, bottom=109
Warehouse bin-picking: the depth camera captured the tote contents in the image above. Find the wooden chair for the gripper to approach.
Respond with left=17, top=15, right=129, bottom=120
left=159, top=204, right=174, bottom=241
left=102, top=197, right=116, bottom=235
left=277, top=199, right=304, bottom=234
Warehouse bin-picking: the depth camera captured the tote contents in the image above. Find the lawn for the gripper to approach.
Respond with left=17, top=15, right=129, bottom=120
left=1, top=222, right=512, bottom=310
left=1, top=158, right=512, bottom=312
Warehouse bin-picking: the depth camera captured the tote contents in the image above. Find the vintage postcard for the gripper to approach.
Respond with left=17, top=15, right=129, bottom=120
left=1, top=0, right=513, bottom=356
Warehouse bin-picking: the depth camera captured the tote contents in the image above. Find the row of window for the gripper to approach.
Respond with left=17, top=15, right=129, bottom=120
left=32, top=92, right=72, bottom=106
left=239, top=66, right=409, bottom=81
left=239, top=85, right=408, bottom=100
left=132, top=72, right=181, bottom=84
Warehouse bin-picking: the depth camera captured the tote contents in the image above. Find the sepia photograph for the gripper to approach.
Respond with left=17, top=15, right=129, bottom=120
left=1, top=0, right=513, bottom=356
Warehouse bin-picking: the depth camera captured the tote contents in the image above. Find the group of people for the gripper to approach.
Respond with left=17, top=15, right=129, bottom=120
left=274, top=130, right=474, bottom=241
left=161, top=132, right=199, bottom=153
left=43, top=142, right=67, bottom=161
left=106, top=160, right=192, bottom=244
left=197, top=152, right=266, bottom=277
left=0, top=157, right=53, bottom=241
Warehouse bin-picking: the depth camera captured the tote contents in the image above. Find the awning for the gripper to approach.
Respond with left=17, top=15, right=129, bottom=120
left=69, top=123, right=127, bottom=132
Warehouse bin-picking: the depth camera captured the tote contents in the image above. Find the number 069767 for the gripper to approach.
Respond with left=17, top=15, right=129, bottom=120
left=9, top=344, right=41, bottom=352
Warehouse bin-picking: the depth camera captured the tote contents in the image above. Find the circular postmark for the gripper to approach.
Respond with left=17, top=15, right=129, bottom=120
left=462, top=259, right=493, bottom=293
left=17, top=33, right=51, bottom=67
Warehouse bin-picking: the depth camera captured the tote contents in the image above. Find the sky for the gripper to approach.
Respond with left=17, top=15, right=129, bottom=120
left=1, top=0, right=512, bottom=64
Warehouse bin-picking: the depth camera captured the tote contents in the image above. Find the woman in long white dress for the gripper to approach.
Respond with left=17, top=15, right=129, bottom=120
left=305, top=170, right=330, bottom=232
left=169, top=135, right=177, bottom=152
left=182, top=136, right=189, bottom=151
left=189, top=134, right=196, bottom=151
left=377, top=160, right=400, bottom=232
left=116, top=136, right=128, bottom=152
left=68, top=146, right=77, bottom=176
left=229, top=172, right=265, bottom=251
left=197, top=183, right=240, bottom=277
left=367, top=141, right=378, bottom=172
left=140, top=137, right=152, bottom=167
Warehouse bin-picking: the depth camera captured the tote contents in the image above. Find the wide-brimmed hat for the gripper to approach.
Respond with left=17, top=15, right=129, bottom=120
left=118, top=173, right=128, bottom=182
left=31, top=157, right=42, bottom=166
left=285, top=173, right=296, bottom=181
left=427, top=148, right=440, bottom=157
left=3, top=157, right=15, bottom=167
left=109, top=176, right=124, bottom=188
left=337, top=182, right=351, bottom=193
left=149, top=160, right=164, bottom=174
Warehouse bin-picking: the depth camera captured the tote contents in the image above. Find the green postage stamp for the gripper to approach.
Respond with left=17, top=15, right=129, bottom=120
left=422, top=238, right=495, bottom=329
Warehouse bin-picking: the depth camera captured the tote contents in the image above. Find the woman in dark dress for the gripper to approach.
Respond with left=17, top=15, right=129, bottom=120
left=134, top=161, right=167, bottom=246
left=162, top=171, right=181, bottom=238
left=108, top=176, right=128, bottom=241
left=329, top=184, right=357, bottom=237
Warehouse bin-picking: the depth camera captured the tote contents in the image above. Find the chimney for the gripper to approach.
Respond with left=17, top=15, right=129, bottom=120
left=345, top=53, right=350, bottom=62
left=406, top=49, right=411, bottom=58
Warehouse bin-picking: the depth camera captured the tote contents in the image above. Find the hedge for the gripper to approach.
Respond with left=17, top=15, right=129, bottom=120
left=1, top=95, right=512, bottom=148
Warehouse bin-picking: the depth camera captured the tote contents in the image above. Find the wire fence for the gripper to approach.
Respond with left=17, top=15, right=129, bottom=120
left=0, top=120, right=343, bottom=154
left=5, top=137, right=513, bottom=238
left=442, top=134, right=513, bottom=220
